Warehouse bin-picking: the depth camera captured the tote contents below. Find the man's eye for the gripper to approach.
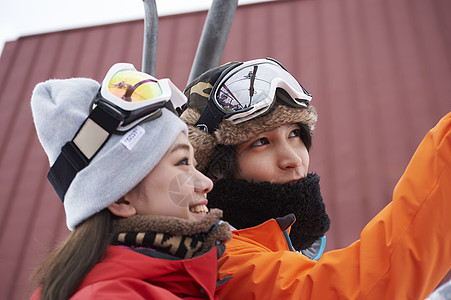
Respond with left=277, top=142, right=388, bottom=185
left=251, top=138, right=269, bottom=146
left=289, top=129, right=301, bottom=137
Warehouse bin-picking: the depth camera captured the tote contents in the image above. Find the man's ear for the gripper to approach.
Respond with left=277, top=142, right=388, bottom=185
left=108, top=198, right=137, bottom=218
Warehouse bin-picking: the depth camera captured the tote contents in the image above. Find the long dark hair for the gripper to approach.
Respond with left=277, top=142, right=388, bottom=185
left=30, top=209, right=113, bottom=299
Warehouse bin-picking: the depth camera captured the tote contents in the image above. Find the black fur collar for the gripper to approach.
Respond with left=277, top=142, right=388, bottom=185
left=207, top=173, right=330, bottom=250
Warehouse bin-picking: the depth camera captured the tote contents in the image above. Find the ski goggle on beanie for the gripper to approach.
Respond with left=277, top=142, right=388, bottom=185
left=49, top=63, right=186, bottom=200
left=195, top=58, right=312, bottom=134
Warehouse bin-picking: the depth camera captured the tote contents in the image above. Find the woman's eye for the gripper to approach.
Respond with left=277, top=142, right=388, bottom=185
left=289, top=129, right=301, bottom=138
left=251, top=138, right=269, bottom=147
left=177, top=157, right=189, bottom=166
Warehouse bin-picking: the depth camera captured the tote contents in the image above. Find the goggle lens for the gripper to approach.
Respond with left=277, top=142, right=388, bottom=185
left=215, top=62, right=309, bottom=113
left=108, top=70, right=163, bottom=102
left=217, top=65, right=272, bottom=112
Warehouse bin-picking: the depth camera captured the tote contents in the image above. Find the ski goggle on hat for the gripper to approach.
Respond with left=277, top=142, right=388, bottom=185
left=93, top=63, right=187, bottom=131
left=196, top=58, right=312, bottom=134
left=48, top=63, right=187, bottom=201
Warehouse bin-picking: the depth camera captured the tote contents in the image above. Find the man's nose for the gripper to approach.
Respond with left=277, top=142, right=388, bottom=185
left=277, top=142, right=303, bottom=170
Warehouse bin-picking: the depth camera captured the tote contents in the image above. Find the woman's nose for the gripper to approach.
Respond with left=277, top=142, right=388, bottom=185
left=277, top=142, right=303, bottom=170
left=193, top=168, right=213, bottom=194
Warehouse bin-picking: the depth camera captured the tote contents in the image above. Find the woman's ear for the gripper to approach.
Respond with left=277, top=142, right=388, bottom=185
left=108, top=198, right=137, bottom=218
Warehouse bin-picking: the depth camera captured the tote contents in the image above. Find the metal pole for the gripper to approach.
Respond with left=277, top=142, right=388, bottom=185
left=187, top=0, right=238, bottom=83
left=142, top=0, right=158, bottom=75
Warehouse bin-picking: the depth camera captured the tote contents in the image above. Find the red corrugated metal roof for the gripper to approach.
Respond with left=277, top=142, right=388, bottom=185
left=0, top=0, right=450, bottom=298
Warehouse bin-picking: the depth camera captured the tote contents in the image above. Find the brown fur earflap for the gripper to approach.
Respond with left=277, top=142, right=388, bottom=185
left=181, top=108, right=217, bottom=173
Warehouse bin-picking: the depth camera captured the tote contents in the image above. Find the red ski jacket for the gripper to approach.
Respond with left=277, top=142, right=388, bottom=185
left=33, top=245, right=226, bottom=299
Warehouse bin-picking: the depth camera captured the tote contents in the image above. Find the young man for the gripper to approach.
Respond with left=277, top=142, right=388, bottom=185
left=181, top=58, right=451, bottom=299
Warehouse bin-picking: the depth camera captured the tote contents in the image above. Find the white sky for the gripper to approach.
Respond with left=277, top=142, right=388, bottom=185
left=0, top=0, right=270, bottom=56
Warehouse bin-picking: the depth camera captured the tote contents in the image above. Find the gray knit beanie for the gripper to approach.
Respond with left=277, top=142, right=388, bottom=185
left=31, top=77, right=188, bottom=230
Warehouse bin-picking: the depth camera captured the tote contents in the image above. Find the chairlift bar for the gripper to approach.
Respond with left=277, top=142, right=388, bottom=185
left=187, top=0, right=238, bottom=83
left=142, top=0, right=158, bottom=75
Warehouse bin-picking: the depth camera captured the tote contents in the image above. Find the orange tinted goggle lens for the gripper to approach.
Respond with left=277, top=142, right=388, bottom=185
left=108, top=70, right=163, bottom=102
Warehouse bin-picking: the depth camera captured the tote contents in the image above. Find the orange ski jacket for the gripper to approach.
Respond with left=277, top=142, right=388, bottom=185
left=216, top=113, right=451, bottom=299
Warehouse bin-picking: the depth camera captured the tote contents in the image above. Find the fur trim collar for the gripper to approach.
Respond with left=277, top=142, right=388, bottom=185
left=111, top=209, right=232, bottom=259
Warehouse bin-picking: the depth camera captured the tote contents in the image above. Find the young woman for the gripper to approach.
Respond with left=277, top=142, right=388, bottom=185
left=181, top=58, right=451, bottom=299
left=29, top=63, right=231, bottom=299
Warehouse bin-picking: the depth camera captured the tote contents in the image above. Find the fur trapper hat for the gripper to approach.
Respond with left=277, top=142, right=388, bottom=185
left=181, top=59, right=318, bottom=173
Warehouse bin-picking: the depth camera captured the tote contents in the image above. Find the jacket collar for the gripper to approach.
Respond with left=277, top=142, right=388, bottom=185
left=78, top=245, right=220, bottom=298
left=231, top=215, right=326, bottom=260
